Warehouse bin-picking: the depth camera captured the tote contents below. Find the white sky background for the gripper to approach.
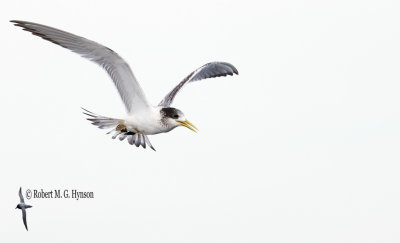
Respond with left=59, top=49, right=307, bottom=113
left=1, top=0, right=400, bottom=242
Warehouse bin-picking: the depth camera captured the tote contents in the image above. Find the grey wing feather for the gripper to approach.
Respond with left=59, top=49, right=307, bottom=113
left=19, top=187, right=24, bottom=203
left=119, top=133, right=128, bottom=141
left=128, top=134, right=135, bottom=145
left=159, top=62, right=238, bottom=107
left=143, top=135, right=156, bottom=151
left=135, top=134, right=141, bottom=147
left=22, top=209, right=28, bottom=231
left=140, top=134, right=146, bottom=148
left=11, top=20, right=151, bottom=115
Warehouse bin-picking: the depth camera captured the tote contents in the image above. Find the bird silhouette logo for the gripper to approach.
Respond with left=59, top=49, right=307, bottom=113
left=15, top=187, right=32, bottom=231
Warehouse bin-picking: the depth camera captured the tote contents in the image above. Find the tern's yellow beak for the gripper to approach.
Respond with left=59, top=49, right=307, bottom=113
left=177, top=120, right=198, bottom=133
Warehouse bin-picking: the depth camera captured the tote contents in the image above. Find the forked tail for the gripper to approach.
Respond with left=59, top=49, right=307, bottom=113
left=82, top=108, right=156, bottom=151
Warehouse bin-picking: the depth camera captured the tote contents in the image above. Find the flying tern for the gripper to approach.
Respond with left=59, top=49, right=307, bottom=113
left=11, top=20, right=238, bottom=150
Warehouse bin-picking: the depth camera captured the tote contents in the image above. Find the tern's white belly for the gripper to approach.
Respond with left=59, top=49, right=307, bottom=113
left=123, top=108, right=172, bottom=135
left=125, top=119, right=163, bottom=135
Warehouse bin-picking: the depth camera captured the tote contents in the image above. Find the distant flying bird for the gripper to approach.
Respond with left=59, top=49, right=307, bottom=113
left=15, top=187, right=32, bottom=231
left=11, top=20, right=238, bottom=151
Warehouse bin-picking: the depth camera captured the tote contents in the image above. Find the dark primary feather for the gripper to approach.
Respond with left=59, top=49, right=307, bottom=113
left=22, top=209, right=28, bottom=231
left=159, top=62, right=238, bottom=107
left=19, top=187, right=24, bottom=203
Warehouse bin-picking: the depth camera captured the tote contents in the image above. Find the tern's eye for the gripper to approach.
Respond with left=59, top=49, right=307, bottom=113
left=173, top=114, right=179, bottom=119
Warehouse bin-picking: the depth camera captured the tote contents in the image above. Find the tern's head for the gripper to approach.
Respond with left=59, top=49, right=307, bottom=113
left=160, top=107, right=198, bottom=132
left=16, top=204, right=21, bottom=209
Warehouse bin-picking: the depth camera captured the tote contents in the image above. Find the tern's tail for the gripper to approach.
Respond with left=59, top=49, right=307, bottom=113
left=82, top=108, right=155, bottom=151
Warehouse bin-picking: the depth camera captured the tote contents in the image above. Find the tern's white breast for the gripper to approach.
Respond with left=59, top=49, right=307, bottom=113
left=124, top=107, right=167, bottom=135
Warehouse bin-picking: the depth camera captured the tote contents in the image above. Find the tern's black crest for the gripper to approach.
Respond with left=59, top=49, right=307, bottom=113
left=161, top=107, right=181, bottom=119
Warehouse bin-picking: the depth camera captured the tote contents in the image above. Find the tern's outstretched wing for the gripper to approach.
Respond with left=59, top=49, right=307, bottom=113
left=22, top=209, right=28, bottom=231
left=11, top=20, right=151, bottom=115
left=19, top=187, right=24, bottom=203
left=159, top=62, right=238, bottom=107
